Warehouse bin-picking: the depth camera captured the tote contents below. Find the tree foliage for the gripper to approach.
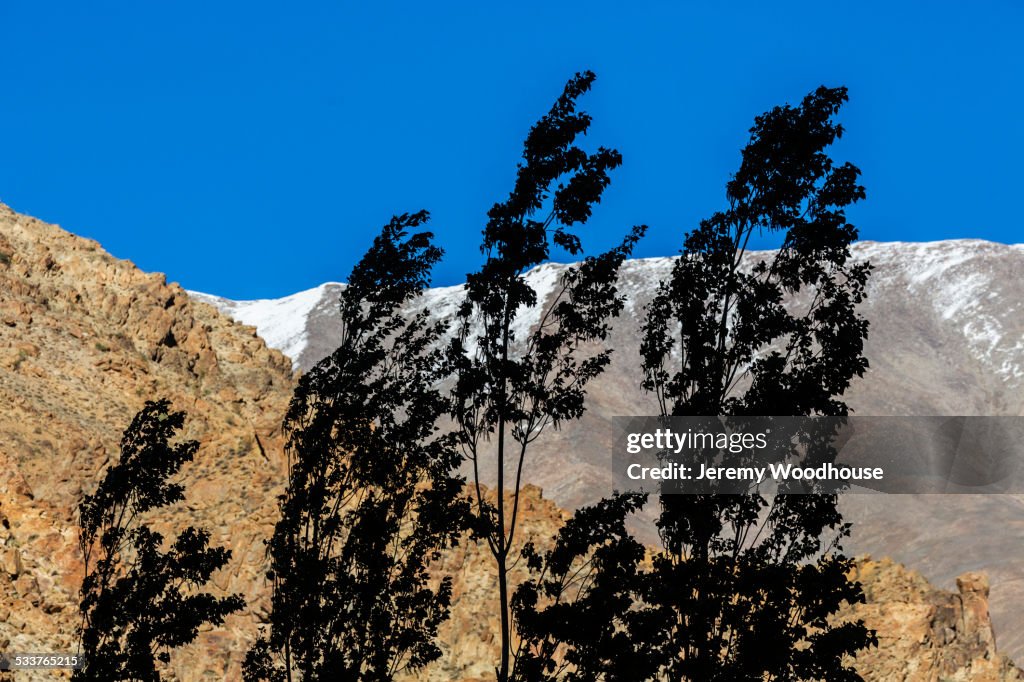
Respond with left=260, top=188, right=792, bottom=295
left=72, top=75, right=882, bottom=682
left=635, top=85, right=876, bottom=681
left=447, top=70, right=645, bottom=682
left=245, top=212, right=471, bottom=681
left=76, top=400, right=243, bottom=681
left=511, top=493, right=657, bottom=682
left=508, top=85, right=877, bottom=681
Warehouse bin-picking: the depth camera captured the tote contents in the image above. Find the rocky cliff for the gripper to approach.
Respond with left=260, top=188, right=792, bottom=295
left=0, top=203, right=1019, bottom=680
left=0, top=203, right=295, bottom=678
left=847, top=558, right=1021, bottom=682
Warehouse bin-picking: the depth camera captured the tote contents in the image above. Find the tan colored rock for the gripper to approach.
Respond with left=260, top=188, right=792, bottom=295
left=0, top=546, right=20, bottom=578
left=406, top=492, right=1024, bottom=682
left=844, top=558, right=1021, bottom=681
left=0, top=203, right=295, bottom=679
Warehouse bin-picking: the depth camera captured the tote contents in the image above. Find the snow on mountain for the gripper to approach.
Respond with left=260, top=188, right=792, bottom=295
left=190, top=240, right=1024, bottom=386
left=853, top=240, right=1024, bottom=382
left=189, top=283, right=343, bottom=368
left=192, top=259, right=602, bottom=368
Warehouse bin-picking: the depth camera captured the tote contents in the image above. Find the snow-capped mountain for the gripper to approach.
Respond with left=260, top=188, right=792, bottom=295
left=189, top=261, right=578, bottom=373
left=192, top=240, right=1024, bottom=398
left=190, top=239, right=1024, bottom=656
left=190, top=282, right=347, bottom=367
left=189, top=237, right=1024, bottom=507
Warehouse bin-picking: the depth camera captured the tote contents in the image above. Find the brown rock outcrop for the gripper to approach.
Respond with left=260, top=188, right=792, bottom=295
left=418, top=488, right=1022, bottom=682
left=0, top=203, right=295, bottom=679
left=845, top=558, right=1021, bottom=681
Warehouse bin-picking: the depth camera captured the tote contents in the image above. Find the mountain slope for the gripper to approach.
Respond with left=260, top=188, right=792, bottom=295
left=194, top=238, right=1024, bottom=658
left=194, top=240, right=1024, bottom=414
left=0, top=203, right=297, bottom=678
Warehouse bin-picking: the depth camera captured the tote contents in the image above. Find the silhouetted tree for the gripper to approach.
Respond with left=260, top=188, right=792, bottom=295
left=448, top=70, right=645, bottom=682
left=76, top=399, right=243, bottom=681
left=510, top=493, right=657, bottom=682
left=244, top=212, right=471, bottom=681
left=506, top=85, right=876, bottom=682
left=635, top=85, right=876, bottom=680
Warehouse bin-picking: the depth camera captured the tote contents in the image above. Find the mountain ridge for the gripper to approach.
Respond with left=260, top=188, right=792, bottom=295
left=191, top=239, right=1024, bottom=383
left=191, top=237, right=1024, bottom=659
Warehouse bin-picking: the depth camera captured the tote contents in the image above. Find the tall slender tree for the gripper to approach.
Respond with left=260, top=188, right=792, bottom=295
left=637, top=85, right=876, bottom=680
left=245, top=212, right=470, bottom=681
left=448, top=70, right=645, bottom=682
left=76, top=400, right=243, bottom=681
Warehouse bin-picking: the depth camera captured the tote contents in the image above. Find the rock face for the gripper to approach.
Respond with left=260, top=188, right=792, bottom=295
left=0, top=203, right=295, bottom=679
left=847, top=559, right=1022, bottom=682
left=0, top=202, right=1020, bottom=680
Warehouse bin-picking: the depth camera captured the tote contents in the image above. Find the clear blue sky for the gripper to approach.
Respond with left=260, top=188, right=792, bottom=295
left=1, top=2, right=1021, bottom=299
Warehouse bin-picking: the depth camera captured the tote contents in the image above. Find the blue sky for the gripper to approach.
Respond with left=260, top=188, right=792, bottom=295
left=1, top=2, right=1021, bottom=298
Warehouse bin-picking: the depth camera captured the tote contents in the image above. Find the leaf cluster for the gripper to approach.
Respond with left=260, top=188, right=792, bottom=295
left=76, top=400, right=243, bottom=681
left=247, top=213, right=471, bottom=681
left=511, top=493, right=657, bottom=682
left=451, top=70, right=646, bottom=560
